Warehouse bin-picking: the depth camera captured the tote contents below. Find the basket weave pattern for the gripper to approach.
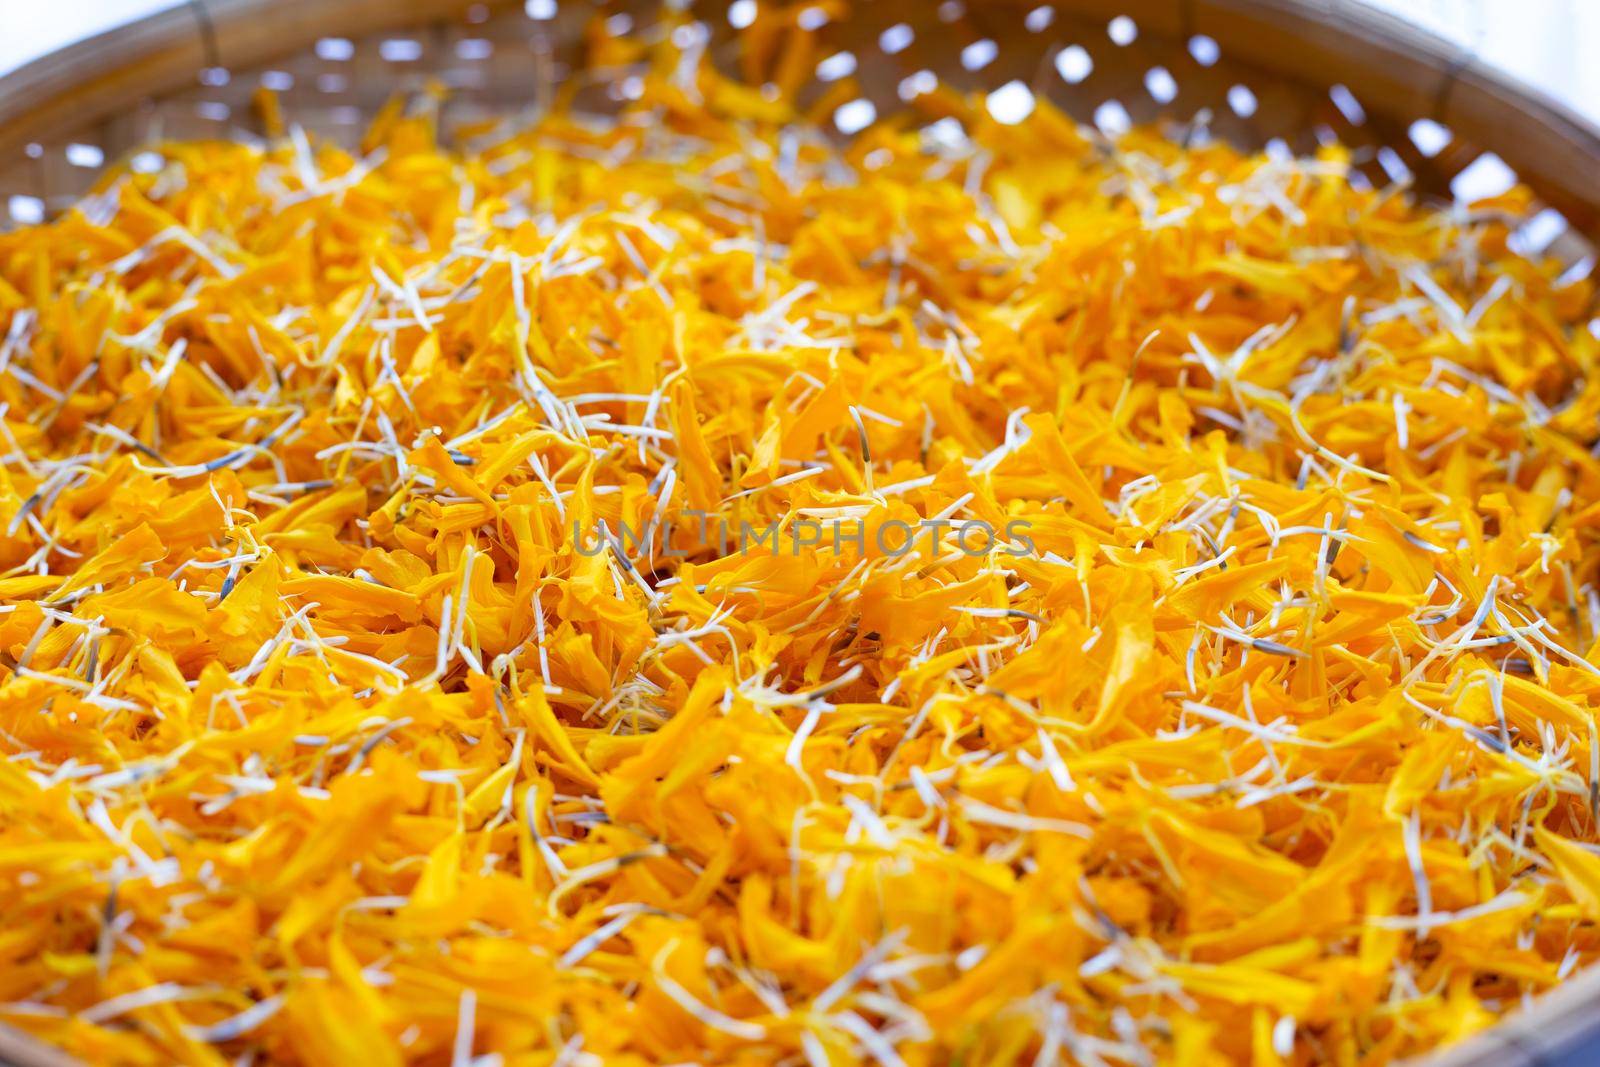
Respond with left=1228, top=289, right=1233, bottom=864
left=1, top=0, right=1597, bottom=274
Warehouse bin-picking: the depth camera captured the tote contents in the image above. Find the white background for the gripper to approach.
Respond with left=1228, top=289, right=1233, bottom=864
left=1, top=0, right=1597, bottom=124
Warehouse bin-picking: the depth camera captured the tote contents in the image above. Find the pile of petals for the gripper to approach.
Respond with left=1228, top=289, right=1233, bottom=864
left=5, top=23, right=1600, bottom=1067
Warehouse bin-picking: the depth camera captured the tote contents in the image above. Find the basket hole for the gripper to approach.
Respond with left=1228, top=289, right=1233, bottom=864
left=1025, top=6, right=1054, bottom=32
left=961, top=39, right=998, bottom=71
left=672, top=22, right=709, bottom=49
left=199, top=67, right=230, bottom=88
left=318, top=74, right=349, bottom=94
left=315, top=37, right=355, bottom=61
left=1055, top=45, right=1092, bottom=84
left=1451, top=153, right=1516, bottom=202
left=456, top=39, right=493, bottom=60
left=1510, top=207, right=1568, bottom=257
left=331, top=107, right=363, bottom=125
left=1265, top=137, right=1291, bottom=162
left=130, top=151, right=164, bottom=174
left=1227, top=85, right=1257, bottom=118
left=381, top=39, right=424, bottom=62
left=525, top=0, right=557, bottom=19
left=1145, top=67, right=1177, bottom=105
left=988, top=81, right=1036, bottom=125
left=1188, top=35, right=1219, bottom=66
left=923, top=117, right=969, bottom=151
left=798, top=6, right=828, bottom=30
left=863, top=148, right=895, bottom=171
left=1329, top=84, right=1365, bottom=125
left=1108, top=16, right=1137, bottom=46
left=1094, top=100, right=1131, bottom=136
left=817, top=52, right=856, bottom=81
left=1376, top=146, right=1412, bottom=185
left=835, top=98, right=876, bottom=135
left=1408, top=118, right=1450, bottom=158
left=66, top=144, right=104, bottom=169
left=939, top=1, right=965, bottom=22
left=899, top=70, right=938, bottom=100
left=8, top=195, right=44, bottom=226
left=728, top=0, right=756, bottom=29
left=880, top=23, right=914, bottom=54
left=609, top=75, right=645, bottom=101
left=261, top=71, right=294, bottom=90
left=24, top=143, right=43, bottom=160
left=197, top=102, right=231, bottom=122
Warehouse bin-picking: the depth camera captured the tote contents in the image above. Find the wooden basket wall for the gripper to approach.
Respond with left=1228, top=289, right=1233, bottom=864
left=1, top=1, right=1599, bottom=1066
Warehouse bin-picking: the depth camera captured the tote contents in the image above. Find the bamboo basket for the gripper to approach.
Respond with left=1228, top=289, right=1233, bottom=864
left=1, top=1, right=1598, bottom=1065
